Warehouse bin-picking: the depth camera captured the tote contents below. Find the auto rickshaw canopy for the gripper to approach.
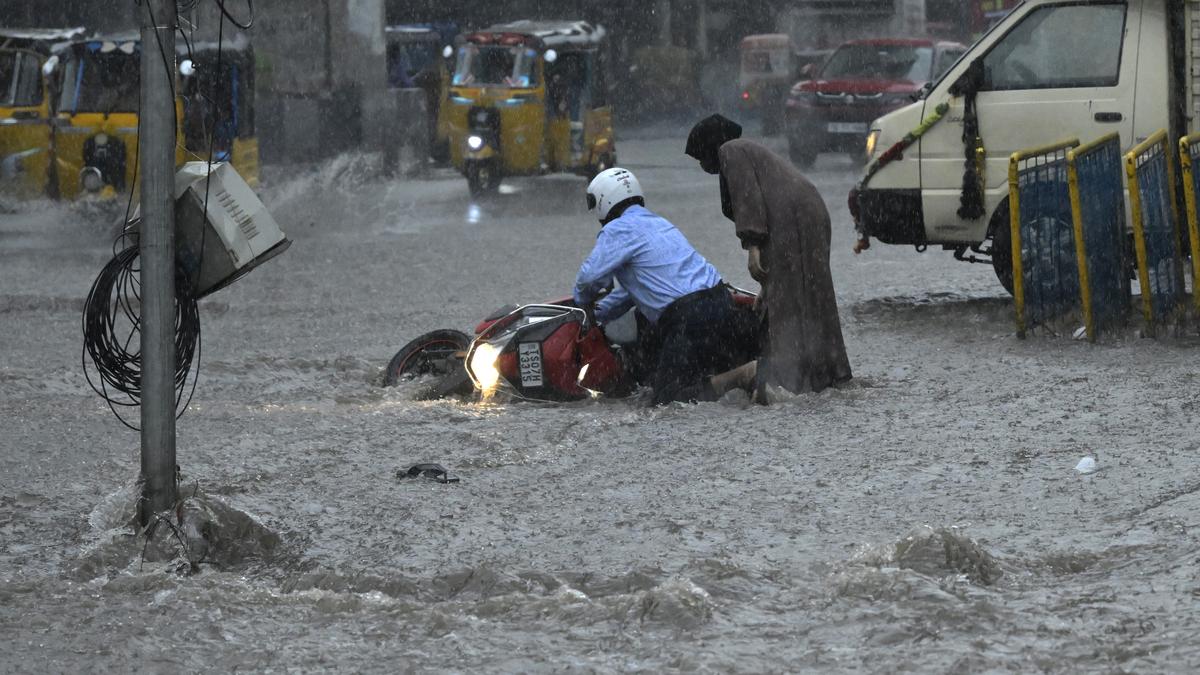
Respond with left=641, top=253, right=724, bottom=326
left=459, top=20, right=606, bottom=51
left=0, top=27, right=86, bottom=52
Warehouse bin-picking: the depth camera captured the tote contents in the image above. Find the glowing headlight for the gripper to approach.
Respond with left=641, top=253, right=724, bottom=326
left=467, top=135, right=484, bottom=151
left=80, top=167, right=104, bottom=192
left=469, top=342, right=501, bottom=396
left=865, top=130, right=881, bottom=159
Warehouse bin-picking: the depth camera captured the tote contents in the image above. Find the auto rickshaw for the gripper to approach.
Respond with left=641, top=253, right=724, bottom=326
left=50, top=33, right=185, bottom=201
left=738, top=34, right=796, bottom=134
left=0, top=27, right=84, bottom=200
left=180, top=38, right=260, bottom=186
left=386, top=24, right=453, bottom=163
left=445, top=20, right=615, bottom=196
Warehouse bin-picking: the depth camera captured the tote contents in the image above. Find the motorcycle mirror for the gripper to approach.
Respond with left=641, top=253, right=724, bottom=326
left=544, top=49, right=558, bottom=64
left=442, top=45, right=453, bottom=59
left=179, top=59, right=195, bottom=77
left=41, top=55, right=59, bottom=77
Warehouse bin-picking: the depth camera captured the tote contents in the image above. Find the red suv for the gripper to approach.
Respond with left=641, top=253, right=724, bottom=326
left=785, top=38, right=965, bottom=167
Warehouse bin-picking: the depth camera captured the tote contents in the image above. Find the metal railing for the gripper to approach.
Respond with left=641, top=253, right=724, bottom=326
left=1008, top=138, right=1079, bottom=338
left=1126, top=130, right=1185, bottom=334
left=1069, top=133, right=1130, bottom=341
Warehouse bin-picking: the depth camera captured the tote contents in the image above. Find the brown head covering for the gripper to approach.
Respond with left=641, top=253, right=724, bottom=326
left=686, top=114, right=743, bottom=174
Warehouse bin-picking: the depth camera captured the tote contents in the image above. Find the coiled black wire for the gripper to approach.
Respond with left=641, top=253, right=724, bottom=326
left=84, top=0, right=251, bottom=428
left=82, top=236, right=202, bottom=430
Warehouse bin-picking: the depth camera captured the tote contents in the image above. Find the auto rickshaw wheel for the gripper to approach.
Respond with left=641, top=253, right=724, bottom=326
left=590, top=153, right=615, bottom=180
left=467, top=161, right=501, bottom=197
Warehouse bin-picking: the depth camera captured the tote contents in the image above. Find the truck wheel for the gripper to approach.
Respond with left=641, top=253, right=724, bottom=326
left=383, top=330, right=471, bottom=387
left=990, top=200, right=1016, bottom=296
left=789, top=138, right=817, bottom=169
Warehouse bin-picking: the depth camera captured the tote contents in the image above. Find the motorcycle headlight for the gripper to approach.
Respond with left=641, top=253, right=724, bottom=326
left=865, top=130, right=881, bottom=159
left=468, top=341, right=501, bottom=396
left=467, top=135, right=484, bottom=151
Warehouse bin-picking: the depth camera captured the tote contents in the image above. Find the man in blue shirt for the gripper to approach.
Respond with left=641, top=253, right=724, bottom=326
left=574, top=168, right=751, bottom=404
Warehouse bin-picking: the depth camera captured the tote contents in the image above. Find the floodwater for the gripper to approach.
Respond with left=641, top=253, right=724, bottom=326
left=2, top=127, right=1200, bottom=673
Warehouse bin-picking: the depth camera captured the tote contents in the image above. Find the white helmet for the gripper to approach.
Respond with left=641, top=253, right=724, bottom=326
left=586, top=167, right=643, bottom=222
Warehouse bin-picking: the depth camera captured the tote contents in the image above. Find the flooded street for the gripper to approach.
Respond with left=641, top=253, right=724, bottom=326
left=3, top=127, right=1200, bottom=673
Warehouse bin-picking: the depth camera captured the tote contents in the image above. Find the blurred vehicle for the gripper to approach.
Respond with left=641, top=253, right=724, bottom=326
left=445, top=20, right=615, bottom=196
left=784, top=38, right=966, bottom=167
left=51, top=33, right=184, bottom=201
left=180, top=39, right=260, bottom=187
left=386, top=24, right=453, bottom=163
left=737, top=34, right=796, bottom=134
left=0, top=27, right=84, bottom=200
left=853, top=0, right=1185, bottom=293
left=970, top=0, right=1022, bottom=35
left=627, top=45, right=702, bottom=118
left=382, top=288, right=759, bottom=402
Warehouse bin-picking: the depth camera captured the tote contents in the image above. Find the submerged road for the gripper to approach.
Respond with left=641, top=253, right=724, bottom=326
left=2, top=126, right=1199, bottom=672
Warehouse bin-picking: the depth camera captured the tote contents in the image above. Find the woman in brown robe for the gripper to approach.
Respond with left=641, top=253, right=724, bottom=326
left=686, top=114, right=852, bottom=398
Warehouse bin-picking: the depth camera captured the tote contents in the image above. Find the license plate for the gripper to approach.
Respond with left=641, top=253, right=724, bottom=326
left=827, top=122, right=869, bottom=134
left=518, top=343, right=543, bottom=387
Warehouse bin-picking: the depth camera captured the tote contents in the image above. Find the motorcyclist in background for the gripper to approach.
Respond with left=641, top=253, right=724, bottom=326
left=574, top=168, right=755, bottom=404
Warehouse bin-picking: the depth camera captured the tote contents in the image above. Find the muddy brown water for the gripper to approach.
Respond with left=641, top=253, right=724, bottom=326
left=2, top=134, right=1199, bottom=672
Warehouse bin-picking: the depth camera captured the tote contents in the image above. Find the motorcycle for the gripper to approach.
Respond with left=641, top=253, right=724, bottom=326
left=383, top=288, right=759, bottom=402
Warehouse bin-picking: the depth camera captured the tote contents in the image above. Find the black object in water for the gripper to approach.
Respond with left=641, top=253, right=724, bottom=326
left=398, top=463, right=460, bottom=484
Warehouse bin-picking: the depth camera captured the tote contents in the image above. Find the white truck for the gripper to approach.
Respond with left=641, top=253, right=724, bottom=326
left=852, top=0, right=1196, bottom=292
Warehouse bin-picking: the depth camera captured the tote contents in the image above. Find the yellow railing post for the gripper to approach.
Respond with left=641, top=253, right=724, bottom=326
left=1126, top=141, right=1156, bottom=334
left=1067, top=148, right=1096, bottom=342
left=1009, top=153, right=1026, bottom=338
left=1180, top=134, right=1200, bottom=315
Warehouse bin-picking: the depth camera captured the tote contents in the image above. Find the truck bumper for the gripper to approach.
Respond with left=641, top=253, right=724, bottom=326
left=852, top=187, right=926, bottom=246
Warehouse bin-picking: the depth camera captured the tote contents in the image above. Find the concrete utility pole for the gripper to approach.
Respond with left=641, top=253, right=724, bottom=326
left=138, top=0, right=179, bottom=527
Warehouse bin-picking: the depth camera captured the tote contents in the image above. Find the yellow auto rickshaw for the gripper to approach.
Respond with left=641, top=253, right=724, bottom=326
left=180, top=39, right=260, bottom=186
left=445, top=20, right=615, bottom=196
left=0, top=28, right=84, bottom=200
left=50, top=33, right=185, bottom=201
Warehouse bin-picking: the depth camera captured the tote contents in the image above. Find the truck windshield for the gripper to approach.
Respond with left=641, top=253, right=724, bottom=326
left=59, top=51, right=140, bottom=114
left=821, top=44, right=934, bottom=82
left=453, top=45, right=537, bottom=87
left=0, top=50, right=43, bottom=107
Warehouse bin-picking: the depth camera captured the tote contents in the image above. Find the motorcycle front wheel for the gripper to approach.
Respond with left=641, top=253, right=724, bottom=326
left=383, top=329, right=471, bottom=387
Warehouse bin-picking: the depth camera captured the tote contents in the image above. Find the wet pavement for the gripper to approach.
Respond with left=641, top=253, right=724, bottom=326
left=2, top=126, right=1200, bottom=672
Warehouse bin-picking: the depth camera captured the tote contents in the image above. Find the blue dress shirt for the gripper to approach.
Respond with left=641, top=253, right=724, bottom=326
left=574, top=205, right=723, bottom=324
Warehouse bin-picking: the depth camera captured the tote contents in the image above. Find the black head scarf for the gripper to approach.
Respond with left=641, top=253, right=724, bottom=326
left=686, top=114, right=742, bottom=175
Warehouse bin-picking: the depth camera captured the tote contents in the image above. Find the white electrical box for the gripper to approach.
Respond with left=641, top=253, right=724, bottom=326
left=171, top=161, right=290, bottom=298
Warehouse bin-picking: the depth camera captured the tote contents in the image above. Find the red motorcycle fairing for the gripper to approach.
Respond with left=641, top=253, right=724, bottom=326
left=495, top=320, right=622, bottom=399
